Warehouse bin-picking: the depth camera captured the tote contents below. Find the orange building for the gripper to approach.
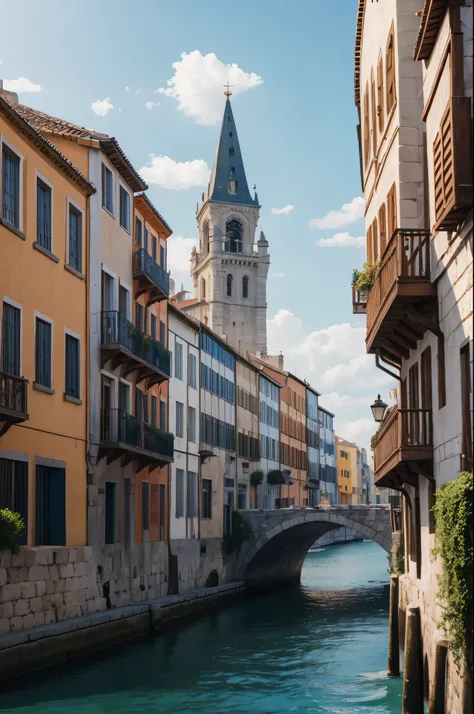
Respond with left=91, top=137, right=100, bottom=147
left=0, top=91, right=95, bottom=546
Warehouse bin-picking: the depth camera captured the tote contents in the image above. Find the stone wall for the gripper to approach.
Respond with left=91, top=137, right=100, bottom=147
left=99, top=541, right=169, bottom=608
left=170, top=538, right=231, bottom=593
left=0, top=547, right=106, bottom=635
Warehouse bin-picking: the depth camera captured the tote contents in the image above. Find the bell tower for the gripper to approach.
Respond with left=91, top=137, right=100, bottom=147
left=184, top=89, right=270, bottom=356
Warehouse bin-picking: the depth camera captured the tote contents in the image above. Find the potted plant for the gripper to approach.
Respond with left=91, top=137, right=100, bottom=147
left=353, top=260, right=381, bottom=300
left=250, top=470, right=264, bottom=487
left=267, top=470, right=284, bottom=485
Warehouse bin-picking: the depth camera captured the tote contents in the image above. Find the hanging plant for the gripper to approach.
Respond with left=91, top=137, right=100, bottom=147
left=353, top=260, right=381, bottom=293
left=250, top=470, right=264, bottom=487
left=431, top=471, right=473, bottom=671
left=267, top=470, right=284, bottom=485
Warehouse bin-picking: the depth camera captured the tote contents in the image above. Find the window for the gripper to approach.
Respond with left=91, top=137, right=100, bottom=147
left=370, top=69, right=377, bottom=154
left=366, top=223, right=373, bottom=264
left=119, top=285, right=129, bottom=319
left=144, top=227, right=148, bottom=252
left=175, top=469, right=184, bottom=518
left=119, top=381, right=130, bottom=413
left=65, top=334, right=80, bottom=400
left=152, top=234, right=157, bottom=261
left=35, top=465, right=66, bottom=545
left=176, top=401, right=184, bottom=437
left=201, top=278, right=206, bottom=299
left=377, top=54, right=384, bottom=132
left=371, top=217, right=379, bottom=262
left=68, top=205, right=82, bottom=272
left=225, top=219, right=242, bottom=253
left=175, top=342, right=183, bottom=380
left=160, top=399, right=166, bottom=429
left=141, top=481, right=150, bottom=531
left=228, top=179, right=238, bottom=194
left=160, top=320, right=166, bottom=345
left=421, top=347, right=433, bottom=411
left=237, top=484, right=247, bottom=510
left=142, top=392, right=148, bottom=424
left=437, top=334, right=446, bottom=409
left=2, top=145, right=20, bottom=228
left=378, top=203, right=387, bottom=255
left=105, top=482, right=116, bottom=544
left=0, top=458, right=28, bottom=544
left=460, top=343, right=472, bottom=472
left=150, top=483, right=159, bottom=529
left=363, top=83, right=370, bottom=168
left=386, top=27, right=396, bottom=114
left=102, top=163, right=114, bottom=214
left=189, top=353, right=197, bottom=389
left=202, top=221, right=209, bottom=254
left=151, top=395, right=157, bottom=426
left=160, top=244, right=166, bottom=270
left=150, top=314, right=157, bottom=341
left=229, top=147, right=235, bottom=156
left=187, top=471, right=198, bottom=517
left=136, top=303, right=144, bottom=332
left=188, top=406, right=196, bottom=443
left=35, top=318, right=52, bottom=388
left=135, top=217, right=142, bottom=246
left=119, top=187, right=130, bottom=231
left=202, top=479, right=212, bottom=519
left=1, top=302, right=21, bottom=376
left=37, top=178, right=52, bottom=251
left=387, top=183, right=397, bottom=238
left=159, top=485, right=165, bottom=541
left=227, top=274, right=233, bottom=297
left=242, top=275, right=249, bottom=299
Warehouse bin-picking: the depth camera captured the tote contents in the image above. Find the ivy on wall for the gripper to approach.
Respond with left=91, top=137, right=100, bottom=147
left=0, top=509, right=25, bottom=554
left=223, top=511, right=252, bottom=555
left=432, top=471, right=473, bottom=670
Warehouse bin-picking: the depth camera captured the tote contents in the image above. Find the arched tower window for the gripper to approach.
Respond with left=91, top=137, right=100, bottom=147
left=242, top=275, right=249, bottom=299
left=201, top=278, right=206, bottom=299
left=226, top=274, right=233, bottom=297
left=229, top=147, right=234, bottom=156
left=203, top=220, right=209, bottom=254
left=225, top=219, right=243, bottom=253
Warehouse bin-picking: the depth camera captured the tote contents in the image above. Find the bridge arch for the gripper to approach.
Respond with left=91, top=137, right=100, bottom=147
left=235, top=507, right=392, bottom=589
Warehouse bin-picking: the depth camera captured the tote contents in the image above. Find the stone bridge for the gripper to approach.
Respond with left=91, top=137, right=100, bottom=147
left=235, top=506, right=392, bottom=588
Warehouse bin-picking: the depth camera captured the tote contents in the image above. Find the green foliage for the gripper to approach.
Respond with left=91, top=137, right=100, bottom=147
left=371, top=425, right=382, bottom=451
left=223, top=511, right=252, bottom=555
left=250, top=470, right=264, bottom=487
left=0, top=509, right=25, bottom=554
left=353, top=261, right=381, bottom=292
left=388, top=535, right=405, bottom=576
left=267, top=470, right=284, bottom=485
left=432, top=471, right=473, bottom=671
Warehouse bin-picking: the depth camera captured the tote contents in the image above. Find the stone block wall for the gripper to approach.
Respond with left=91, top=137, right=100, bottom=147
left=0, top=547, right=106, bottom=635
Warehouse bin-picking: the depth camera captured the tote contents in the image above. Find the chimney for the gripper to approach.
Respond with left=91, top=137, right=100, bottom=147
left=0, top=80, right=19, bottom=105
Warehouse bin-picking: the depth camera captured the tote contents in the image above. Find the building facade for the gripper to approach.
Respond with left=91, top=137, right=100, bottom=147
left=354, top=0, right=473, bottom=710
left=306, top=387, right=321, bottom=507
left=336, top=436, right=357, bottom=505
left=258, top=372, right=281, bottom=509
left=318, top=406, right=337, bottom=504
left=236, top=358, right=259, bottom=509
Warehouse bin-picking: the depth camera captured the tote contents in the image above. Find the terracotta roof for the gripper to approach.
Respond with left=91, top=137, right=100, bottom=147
left=354, top=0, right=366, bottom=108
left=135, top=192, right=172, bottom=237
left=175, top=297, right=200, bottom=309
left=413, top=0, right=448, bottom=61
left=0, top=95, right=95, bottom=196
left=14, top=103, right=147, bottom=192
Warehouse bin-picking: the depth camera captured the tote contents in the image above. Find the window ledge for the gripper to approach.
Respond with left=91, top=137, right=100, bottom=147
left=120, top=223, right=131, bottom=235
left=64, top=264, right=85, bottom=281
left=102, top=206, right=115, bottom=220
left=0, top=217, right=26, bottom=240
left=33, top=242, right=59, bottom=263
left=64, top=393, right=82, bottom=405
left=33, top=382, right=55, bottom=395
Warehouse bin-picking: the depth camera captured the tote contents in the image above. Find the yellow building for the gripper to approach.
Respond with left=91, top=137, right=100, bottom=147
left=336, top=436, right=362, bottom=505
left=0, top=90, right=95, bottom=546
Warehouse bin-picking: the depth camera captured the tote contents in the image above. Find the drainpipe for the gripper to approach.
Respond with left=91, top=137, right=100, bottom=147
left=375, top=349, right=402, bottom=382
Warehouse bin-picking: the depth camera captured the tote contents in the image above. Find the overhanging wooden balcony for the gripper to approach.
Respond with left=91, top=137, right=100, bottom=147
left=100, top=311, right=171, bottom=387
left=366, top=229, right=437, bottom=364
left=133, top=249, right=170, bottom=304
left=99, top=408, right=174, bottom=469
left=0, top=372, right=29, bottom=436
left=373, top=407, right=433, bottom=488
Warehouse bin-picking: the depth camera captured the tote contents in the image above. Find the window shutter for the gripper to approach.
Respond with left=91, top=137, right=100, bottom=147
left=371, top=71, right=377, bottom=154
left=372, top=217, right=378, bottom=262
left=378, top=203, right=387, bottom=255
left=363, top=85, right=370, bottom=168
left=377, top=56, right=384, bottom=132
left=433, top=103, right=454, bottom=224
left=150, top=484, right=159, bottom=526
left=367, top=224, right=373, bottom=264
left=2, top=303, right=21, bottom=376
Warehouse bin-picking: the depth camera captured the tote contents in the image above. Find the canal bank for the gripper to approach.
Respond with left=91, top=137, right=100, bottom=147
left=0, top=541, right=404, bottom=713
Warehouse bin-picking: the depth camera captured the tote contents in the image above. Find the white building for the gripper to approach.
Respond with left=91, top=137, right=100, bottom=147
left=258, top=372, right=281, bottom=508
left=168, top=305, right=200, bottom=540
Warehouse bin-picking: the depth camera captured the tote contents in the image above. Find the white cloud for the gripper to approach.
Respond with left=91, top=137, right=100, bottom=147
left=134, top=89, right=141, bottom=95
left=157, top=50, right=263, bottom=125
left=139, top=155, right=209, bottom=190
left=91, top=97, right=113, bottom=116
left=270, top=272, right=287, bottom=278
left=167, top=236, right=198, bottom=293
left=309, top=196, right=365, bottom=230
left=125, top=86, right=130, bottom=92
left=316, top=232, right=365, bottom=248
left=271, top=205, right=294, bottom=215
left=145, top=101, right=160, bottom=110
left=267, top=310, right=394, bottom=452
left=4, top=77, right=41, bottom=93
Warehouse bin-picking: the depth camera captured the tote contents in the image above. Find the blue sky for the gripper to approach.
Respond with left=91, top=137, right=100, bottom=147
left=1, top=0, right=393, bottom=451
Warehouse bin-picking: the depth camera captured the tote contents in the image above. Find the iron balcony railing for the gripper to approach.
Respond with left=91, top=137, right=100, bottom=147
left=101, top=408, right=174, bottom=458
left=0, top=371, right=28, bottom=416
left=100, top=311, right=171, bottom=377
left=134, top=249, right=170, bottom=297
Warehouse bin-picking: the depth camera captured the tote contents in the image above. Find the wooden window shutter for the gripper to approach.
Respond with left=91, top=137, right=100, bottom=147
left=363, top=85, right=370, bottom=168
left=151, top=483, right=159, bottom=527
left=378, top=203, right=387, bottom=255
left=367, top=224, right=373, bottom=264
left=372, top=217, right=379, bottom=262
left=371, top=70, right=377, bottom=155
left=386, top=28, right=396, bottom=114
left=377, top=55, right=384, bottom=132
left=387, top=183, right=397, bottom=238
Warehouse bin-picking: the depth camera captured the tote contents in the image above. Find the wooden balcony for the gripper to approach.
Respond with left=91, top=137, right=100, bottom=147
left=352, top=286, right=368, bottom=314
left=99, top=409, right=174, bottom=469
left=133, top=249, right=170, bottom=304
left=100, top=311, right=171, bottom=387
left=373, top=407, right=433, bottom=487
left=366, top=229, right=437, bottom=364
left=0, top=372, right=29, bottom=436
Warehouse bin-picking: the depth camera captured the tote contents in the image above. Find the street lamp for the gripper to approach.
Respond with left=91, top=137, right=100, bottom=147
left=371, top=394, right=388, bottom=423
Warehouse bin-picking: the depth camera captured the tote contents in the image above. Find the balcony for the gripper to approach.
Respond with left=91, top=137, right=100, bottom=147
left=99, top=409, right=174, bottom=468
left=100, top=311, right=171, bottom=387
left=373, top=407, right=433, bottom=488
left=366, top=229, right=437, bottom=364
left=352, top=286, right=368, bottom=314
left=134, top=249, right=170, bottom=303
left=0, top=372, right=29, bottom=436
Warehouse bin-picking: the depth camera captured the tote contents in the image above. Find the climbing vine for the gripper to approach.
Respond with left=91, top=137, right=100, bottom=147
left=0, top=509, right=25, bottom=554
left=432, top=471, right=473, bottom=670
left=223, top=511, right=252, bottom=555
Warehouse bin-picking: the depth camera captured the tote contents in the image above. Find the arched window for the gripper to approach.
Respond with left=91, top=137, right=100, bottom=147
left=203, top=221, right=209, bottom=254
left=242, top=275, right=249, bottom=299
left=226, top=274, right=233, bottom=297
left=201, top=278, right=206, bottom=299
left=229, top=147, right=234, bottom=156
left=225, top=219, right=243, bottom=253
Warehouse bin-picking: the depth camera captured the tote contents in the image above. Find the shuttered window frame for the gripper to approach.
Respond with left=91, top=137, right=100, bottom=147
left=1, top=300, right=21, bottom=376
left=386, top=25, right=396, bottom=115
left=35, top=316, right=53, bottom=389
left=36, top=175, right=53, bottom=252
left=65, top=332, right=80, bottom=400
left=67, top=201, right=83, bottom=273
left=1, top=141, right=22, bottom=230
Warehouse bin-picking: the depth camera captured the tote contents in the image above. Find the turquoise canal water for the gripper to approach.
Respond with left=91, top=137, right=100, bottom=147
left=0, top=540, right=403, bottom=713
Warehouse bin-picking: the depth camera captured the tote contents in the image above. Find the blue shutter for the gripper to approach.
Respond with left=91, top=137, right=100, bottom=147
left=160, top=400, right=166, bottom=430
left=151, top=396, right=157, bottom=426
left=2, top=303, right=21, bottom=376
left=151, top=314, right=157, bottom=341
left=2, top=148, right=20, bottom=227
left=36, top=319, right=52, bottom=388
left=35, top=466, right=66, bottom=546
left=69, top=207, right=82, bottom=271
left=66, top=335, right=79, bottom=399
left=152, top=235, right=157, bottom=261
